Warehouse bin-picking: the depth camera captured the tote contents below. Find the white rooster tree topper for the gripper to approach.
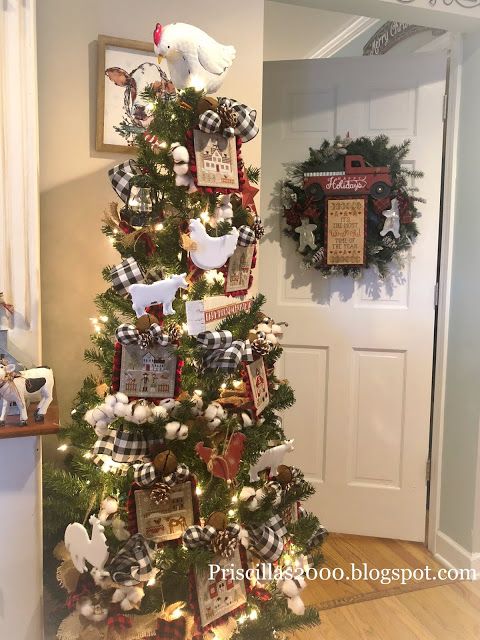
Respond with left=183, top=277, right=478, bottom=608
left=153, top=22, right=236, bottom=93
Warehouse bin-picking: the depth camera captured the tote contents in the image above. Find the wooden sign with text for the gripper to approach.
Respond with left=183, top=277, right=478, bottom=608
left=325, top=197, right=367, bottom=267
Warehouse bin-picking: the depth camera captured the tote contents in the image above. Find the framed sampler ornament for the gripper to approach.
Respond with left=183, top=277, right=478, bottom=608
left=193, top=129, right=239, bottom=190
left=117, top=343, right=177, bottom=399
left=193, top=547, right=247, bottom=629
left=225, top=245, right=256, bottom=295
left=134, top=481, right=194, bottom=543
left=325, top=196, right=367, bottom=267
left=245, top=357, right=270, bottom=415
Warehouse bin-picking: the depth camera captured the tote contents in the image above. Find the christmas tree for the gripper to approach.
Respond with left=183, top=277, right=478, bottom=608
left=44, top=22, right=327, bottom=640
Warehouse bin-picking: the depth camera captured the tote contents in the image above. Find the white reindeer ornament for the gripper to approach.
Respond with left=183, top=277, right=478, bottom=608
left=64, top=515, right=109, bottom=573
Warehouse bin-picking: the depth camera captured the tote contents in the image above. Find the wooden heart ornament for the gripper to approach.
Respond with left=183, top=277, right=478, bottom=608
left=195, top=432, right=246, bottom=481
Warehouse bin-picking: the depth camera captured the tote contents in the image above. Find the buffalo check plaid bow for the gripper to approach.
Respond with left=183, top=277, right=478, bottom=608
left=183, top=523, right=241, bottom=558
left=91, top=432, right=128, bottom=474
left=133, top=461, right=189, bottom=487
left=108, top=159, right=140, bottom=203
left=247, top=514, right=286, bottom=563
left=155, top=616, right=186, bottom=640
left=237, top=225, right=257, bottom=247
left=116, top=323, right=170, bottom=349
left=108, top=533, right=156, bottom=586
left=196, top=330, right=253, bottom=373
left=198, top=97, right=259, bottom=143
left=110, top=257, right=145, bottom=296
left=111, top=427, right=149, bottom=463
left=307, top=524, right=328, bottom=549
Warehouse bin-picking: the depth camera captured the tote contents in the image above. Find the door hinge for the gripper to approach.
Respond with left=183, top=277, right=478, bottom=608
left=443, top=93, right=448, bottom=121
left=426, top=458, right=432, bottom=484
left=434, top=282, right=440, bottom=308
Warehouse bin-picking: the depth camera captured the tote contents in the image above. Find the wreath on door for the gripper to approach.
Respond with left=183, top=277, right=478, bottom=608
left=281, top=135, right=422, bottom=278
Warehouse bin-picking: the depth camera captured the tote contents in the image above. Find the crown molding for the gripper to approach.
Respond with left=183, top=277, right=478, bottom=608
left=308, top=16, right=380, bottom=58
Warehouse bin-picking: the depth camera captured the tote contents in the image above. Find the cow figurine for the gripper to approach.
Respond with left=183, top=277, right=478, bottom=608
left=129, top=273, right=189, bottom=318
left=0, top=362, right=54, bottom=426
left=105, top=62, right=176, bottom=129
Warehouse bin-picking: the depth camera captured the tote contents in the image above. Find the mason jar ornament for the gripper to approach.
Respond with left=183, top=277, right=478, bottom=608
left=120, top=186, right=162, bottom=229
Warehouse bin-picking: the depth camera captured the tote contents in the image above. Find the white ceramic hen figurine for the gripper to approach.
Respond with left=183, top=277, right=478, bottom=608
left=189, top=218, right=238, bottom=270
left=153, top=23, right=236, bottom=93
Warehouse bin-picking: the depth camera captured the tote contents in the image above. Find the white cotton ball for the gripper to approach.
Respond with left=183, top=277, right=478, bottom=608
left=255, top=489, right=266, bottom=503
left=174, top=163, right=189, bottom=176
left=90, top=568, right=110, bottom=587
left=256, top=323, right=271, bottom=334
left=160, top=398, right=176, bottom=413
left=114, top=402, right=129, bottom=418
left=112, top=517, right=130, bottom=541
left=248, top=498, right=259, bottom=511
left=104, top=394, right=116, bottom=407
left=241, top=412, right=253, bottom=428
left=178, top=424, right=189, bottom=440
left=281, top=579, right=300, bottom=598
left=288, top=596, right=305, bottom=616
left=95, top=422, right=109, bottom=437
left=151, top=405, right=168, bottom=420
left=133, top=404, right=150, bottom=424
left=266, top=334, right=279, bottom=345
left=271, top=324, right=284, bottom=337
left=99, top=496, right=118, bottom=517
left=111, top=589, right=124, bottom=604
left=84, top=409, right=95, bottom=427
left=172, top=145, right=189, bottom=163
left=128, top=586, right=144, bottom=606
left=191, top=393, right=203, bottom=415
left=78, top=599, right=95, bottom=617
left=239, top=487, right=256, bottom=502
left=165, top=421, right=180, bottom=440
left=204, top=402, right=222, bottom=421
left=115, top=392, right=129, bottom=404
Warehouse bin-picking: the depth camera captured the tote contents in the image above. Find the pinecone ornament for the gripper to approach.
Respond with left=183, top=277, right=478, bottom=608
left=252, top=215, right=265, bottom=240
left=218, top=102, right=238, bottom=135
left=211, top=530, right=238, bottom=559
left=139, top=332, right=155, bottom=350
left=150, top=482, right=171, bottom=504
left=167, top=323, right=182, bottom=342
left=252, top=336, right=272, bottom=357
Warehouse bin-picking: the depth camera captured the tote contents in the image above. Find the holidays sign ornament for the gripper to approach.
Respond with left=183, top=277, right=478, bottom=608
left=280, top=135, right=422, bottom=278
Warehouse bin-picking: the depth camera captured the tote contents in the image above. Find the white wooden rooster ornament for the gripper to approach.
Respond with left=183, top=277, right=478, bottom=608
left=153, top=22, right=236, bottom=93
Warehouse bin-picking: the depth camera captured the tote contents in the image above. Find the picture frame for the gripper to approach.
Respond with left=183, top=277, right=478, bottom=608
left=193, top=130, right=240, bottom=190
left=112, top=342, right=178, bottom=400
left=224, top=245, right=256, bottom=296
left=324, top=196, right=367, bottom=267
left=134, top=482, right=195, bottom=543
left=244, top=357, right=270, bottom=415
left=193, top=547, right=247, bottom=629
left=96, top=34, right=175, bottom=153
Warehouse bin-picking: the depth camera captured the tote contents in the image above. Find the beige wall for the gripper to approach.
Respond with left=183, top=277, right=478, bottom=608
left=37, top=0, right=265, bottom=453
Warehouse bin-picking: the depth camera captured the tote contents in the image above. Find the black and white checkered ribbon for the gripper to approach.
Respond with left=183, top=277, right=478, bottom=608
left=108, top=533, right=155, bottom=586
left=110, top=258, right=145, bottom=296
left=108, top=159, right=140, bottom=203
left=237, top=225, right=256, bottom=247
left=196, top=330, right=253, bottom=372
left=307, top=524, right=328, bottom=549
left=116, top=323, right=170, bottom=350
left=247, top=514, right=286, bottom=562
left=183, top=523, right=241, bottom=558
left=133, top=461, right=189, bottom=487
left=92, top=428, right=148, bottom=465
left=198, top=98, right=258, bottom=143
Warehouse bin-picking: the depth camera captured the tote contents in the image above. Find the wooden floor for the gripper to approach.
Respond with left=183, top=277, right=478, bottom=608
left=294, top=533, right=480, bottom=640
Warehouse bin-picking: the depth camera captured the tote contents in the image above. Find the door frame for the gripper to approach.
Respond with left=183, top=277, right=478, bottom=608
left=426, top=33, right=462, bottom=557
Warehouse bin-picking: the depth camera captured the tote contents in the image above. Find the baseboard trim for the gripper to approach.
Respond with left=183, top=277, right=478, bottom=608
left=434, top=530, right=480, bottom=577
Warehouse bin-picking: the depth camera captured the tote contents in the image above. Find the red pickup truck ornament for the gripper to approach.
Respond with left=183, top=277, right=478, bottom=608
left=304, top=155, right=392, bottom=201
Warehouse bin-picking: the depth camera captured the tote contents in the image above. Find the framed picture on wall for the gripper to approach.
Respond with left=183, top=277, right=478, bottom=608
left=96, top=34, right=176, bottom=153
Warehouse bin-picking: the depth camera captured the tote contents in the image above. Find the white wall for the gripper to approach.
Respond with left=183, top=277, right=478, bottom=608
left=264, top=1, right=352, bottom=60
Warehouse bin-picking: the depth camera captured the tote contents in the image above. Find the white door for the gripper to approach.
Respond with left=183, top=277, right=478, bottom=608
left=260, top=53, right=446, bottom=541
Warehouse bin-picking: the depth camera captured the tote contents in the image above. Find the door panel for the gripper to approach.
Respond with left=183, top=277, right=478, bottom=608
left=261, top=54, right=446, bottom=540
